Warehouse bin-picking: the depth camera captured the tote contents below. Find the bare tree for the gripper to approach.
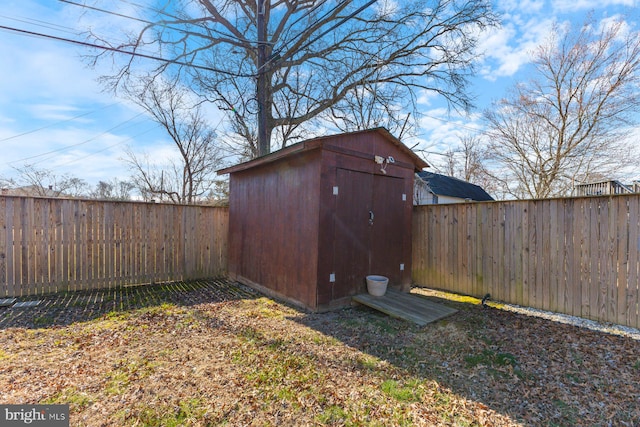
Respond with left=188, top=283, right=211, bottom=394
left=440, top=134, right=498, bottom=197
left=123, top=77, right=223, bottom=204
left=442, top=135, right=486, bottom=182
left=89, top=178, right=135, bottom=200
left=89, top=0, right=497, bottom=157
left=2, top=164, right=88, bottom=197
left=484, top=17, right=640, bottom=199
left=326, top=81, right=417, bottom=139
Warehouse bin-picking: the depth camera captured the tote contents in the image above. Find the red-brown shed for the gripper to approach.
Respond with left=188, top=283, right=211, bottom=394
left=218, top=128, right=428, bottom=311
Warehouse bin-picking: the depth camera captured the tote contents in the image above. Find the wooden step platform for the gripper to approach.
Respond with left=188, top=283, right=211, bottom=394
left=352, top=289, right=457, bottom=326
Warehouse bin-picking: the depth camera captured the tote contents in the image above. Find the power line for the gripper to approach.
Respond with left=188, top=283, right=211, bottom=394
left=0, top=24, right=256, bottom=78
left=284, top=0, right=377, bottom=61
left=0, top=102, right=120, bottom=143
left=0, top=13, right=79, bottom=36
left=59, top=0, right=262, bottom=46
left=262, top=0, right=352, bottom=70
left=7, top=112, right=146, bottom=166
left=59, top=0, right=149, bottom=26
left=52, top=123, right=161, bottom=167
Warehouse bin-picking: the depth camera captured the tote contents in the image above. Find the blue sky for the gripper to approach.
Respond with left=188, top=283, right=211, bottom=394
left=0, top=0, right=638, bottom=187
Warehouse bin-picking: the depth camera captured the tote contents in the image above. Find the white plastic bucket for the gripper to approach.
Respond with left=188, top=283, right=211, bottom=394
left=366, top=275, right=389, bottom=296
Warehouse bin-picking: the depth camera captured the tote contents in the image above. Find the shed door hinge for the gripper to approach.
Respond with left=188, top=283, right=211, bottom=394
left=329, top=273, right=336, bottom=282
left=402, top=193, right=407, bottom=201
left=400, top=263, right=405, bottom=271
left=333, top=186, right=339, bottom=196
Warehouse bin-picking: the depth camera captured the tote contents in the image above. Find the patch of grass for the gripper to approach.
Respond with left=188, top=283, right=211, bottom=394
left=239, top=326, right=265, bottom=344
left=316, top=405, right=348, bottom=425
left=633, top=359, right=640, bottom=370
left=464, top=349, right=526, bottom=379
left=141, top=302, right=178, bottom=314
left=43, top=386, right=94, bottom=410
left=269, top=337, right=292, bottom=350
left=368, top=315, right=403, bottom=334
left=552, top=398, right=578, bottom=425
left=464, top=349, right=517, bottom=368
left=246, top=351, right=320, bottom=387
left=129, top=399, right=209, bottom=427
left=356, top=354, right=380, bottom=371
left=33, top=315, right=55, bottom=327
left=310, top=333, right=340, bottom=346
left=105, top=358, right=158, bottom=395
left=380, top=379, right=423, bottom=402
left=565, top=372, right=581, bottom=383
left=105, top=371, right=130, bottom=395
left=102, top=311, right=130, bottom=322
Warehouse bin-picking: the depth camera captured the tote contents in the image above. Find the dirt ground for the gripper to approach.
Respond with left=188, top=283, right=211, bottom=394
left=1, top=278, right=638, bottom=426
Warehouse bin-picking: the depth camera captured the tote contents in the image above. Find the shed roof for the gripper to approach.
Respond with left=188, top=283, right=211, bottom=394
left=217, top=128, right=429, bottom=175
left=417, top=171, right=494, bottom=201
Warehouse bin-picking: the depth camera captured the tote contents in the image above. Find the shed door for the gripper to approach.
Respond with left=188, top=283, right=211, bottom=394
left=333, top=169, right=372, bottom=299
left=371, top=174, right=405, bottom=284
left=333, top=168, right=405, bottom=300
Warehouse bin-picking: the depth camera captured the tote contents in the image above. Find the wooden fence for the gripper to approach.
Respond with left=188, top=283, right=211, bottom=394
left=412, top=194, right=640, bottom=329
left=0, top=196, right=228, bottom=297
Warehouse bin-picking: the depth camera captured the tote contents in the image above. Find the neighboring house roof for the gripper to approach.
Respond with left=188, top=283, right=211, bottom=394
left=416, top=171, right=494, bottom=201
left=1, top=185, right=62, bottom=198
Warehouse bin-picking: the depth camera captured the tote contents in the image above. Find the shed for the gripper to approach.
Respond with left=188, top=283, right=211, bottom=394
left=218, top=128, right=428, bottom=311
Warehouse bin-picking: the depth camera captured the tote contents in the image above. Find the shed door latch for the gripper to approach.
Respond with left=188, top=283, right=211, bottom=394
left=369, top=210, right=374, bottom=225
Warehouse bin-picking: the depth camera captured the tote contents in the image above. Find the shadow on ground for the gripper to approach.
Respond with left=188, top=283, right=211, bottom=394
left=0, top=277, right=258, bottom=329
left=291, top=288, right=640, bottom=426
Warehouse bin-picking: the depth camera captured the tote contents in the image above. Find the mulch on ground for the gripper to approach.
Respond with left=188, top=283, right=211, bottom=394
left=1, top=278, right=638, bottom=426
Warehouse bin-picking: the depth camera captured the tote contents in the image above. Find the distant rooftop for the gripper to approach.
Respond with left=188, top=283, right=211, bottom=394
left=574, top=179, right=640, bottom=196
left=416, top=171, right=494, bottom=201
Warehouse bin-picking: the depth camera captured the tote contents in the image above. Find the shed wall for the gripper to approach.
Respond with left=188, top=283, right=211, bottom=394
left=228, top=150, right=322, bottom=309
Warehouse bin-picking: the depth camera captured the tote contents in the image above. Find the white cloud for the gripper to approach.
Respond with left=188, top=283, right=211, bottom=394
left=476, top=16, right=556, bottom=80
left=414, top=109, right=484, bottom=161
left=497, top=0, right=546, bottom=14
left=374, top=0, right=400, bottom=16
left=27, top=104, right=86, bottom=122
left=416, top=88, right=440, bottom=106
left=552, top=0, right=637, bottom=13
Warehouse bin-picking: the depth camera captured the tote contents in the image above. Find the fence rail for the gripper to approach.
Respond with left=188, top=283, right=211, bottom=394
left=412, top=195, right=640, bottom=329
left=0, top=196, right=228, bottom=297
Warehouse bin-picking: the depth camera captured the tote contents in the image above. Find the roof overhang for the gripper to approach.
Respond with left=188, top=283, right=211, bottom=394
left=217, top=127, right=429, bottom=175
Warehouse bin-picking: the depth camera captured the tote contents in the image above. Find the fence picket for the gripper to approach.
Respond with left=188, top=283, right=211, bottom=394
left=616, top=197, right=629, bottom=326
left=628, top=197, right=640, bottom=328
